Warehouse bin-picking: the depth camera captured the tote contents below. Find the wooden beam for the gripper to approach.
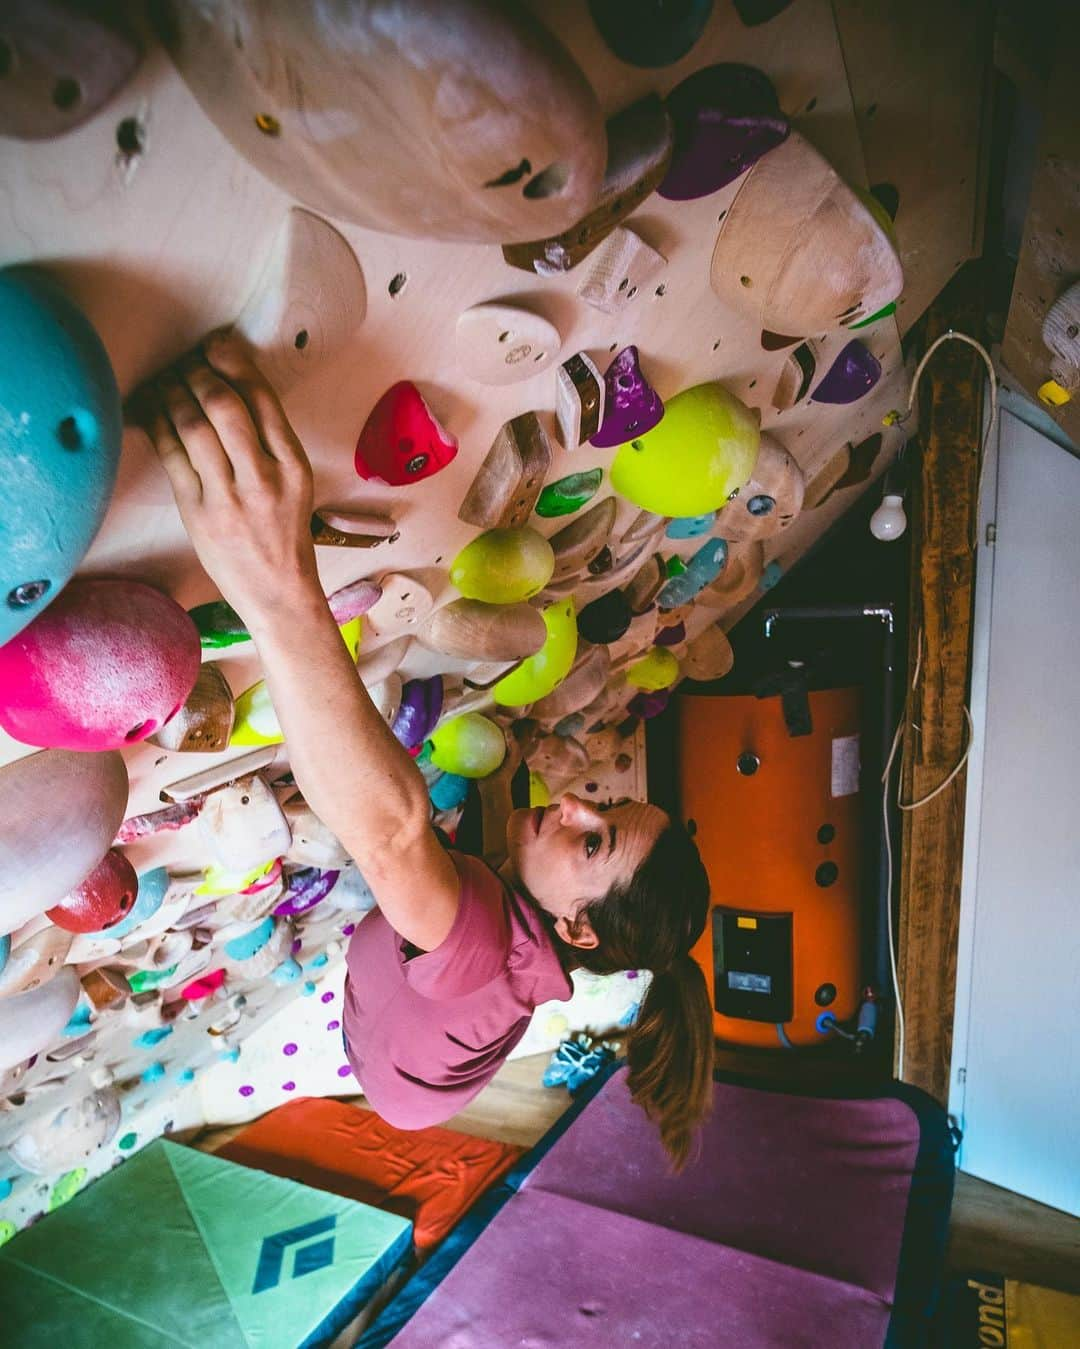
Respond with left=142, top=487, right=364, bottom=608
left=897, top=262, right=984, bottom=1101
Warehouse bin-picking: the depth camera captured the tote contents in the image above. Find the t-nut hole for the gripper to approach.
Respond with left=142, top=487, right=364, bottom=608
left=740, top=275, right=753, bottom=288
left=52, top=77, right=81, bottom=110
left=125, top=719, right=156, bottom=742
left=388, top=272, right=407, bottom=298
left=523, top=162, right=570, bottom=199
left=815, top=861, right=839, bottom=887
left=254, top=112, right=281, bottom=136
left=498, top=331, right=510, bottom=342
left=116, top=116, right=145, bottom=160
left=8, top=578, right=50, bottom=608
left=294, top=329, right=309, bottom=350
left=57, top=415, right=83, bottom=451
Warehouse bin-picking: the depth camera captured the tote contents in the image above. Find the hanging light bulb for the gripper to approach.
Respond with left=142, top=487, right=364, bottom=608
left=870, top=493, right=907, bottom=541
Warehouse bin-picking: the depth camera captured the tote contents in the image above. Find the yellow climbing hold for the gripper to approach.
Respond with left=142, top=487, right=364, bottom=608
left=627, top=647, right=680, bottom=691
left=429, top=713, right=506, bottom=779
left=198, top=857, right=276, bottom=897
left=611, top=382, right=759, bottom=516
left=492, top=598, right=578, bottom=706
left=48, top=1167, right=87, bottom=1211
left=232, top=618, right=362, bottom=746
left=529, top=771, right=551, bottom=807
left=1038, top=378, right=1071, bottom=406
left=450, top=527, right=555, bottom=605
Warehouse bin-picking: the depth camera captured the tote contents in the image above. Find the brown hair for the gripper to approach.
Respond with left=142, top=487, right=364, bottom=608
left=564, top=822, right=714, bottom=1170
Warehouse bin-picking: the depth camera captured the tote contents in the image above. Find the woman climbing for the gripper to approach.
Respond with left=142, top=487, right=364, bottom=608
left=132, top=332, right=714, bottom=1168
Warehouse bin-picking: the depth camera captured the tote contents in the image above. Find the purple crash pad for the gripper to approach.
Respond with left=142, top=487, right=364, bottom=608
left=387, top=1069, right=923, bottom=1349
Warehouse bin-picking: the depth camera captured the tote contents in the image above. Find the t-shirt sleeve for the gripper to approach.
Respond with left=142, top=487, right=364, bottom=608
left=399, top=851, right=513, bottom=1000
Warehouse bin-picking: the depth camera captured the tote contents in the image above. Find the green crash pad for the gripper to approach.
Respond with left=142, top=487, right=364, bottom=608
left=0, top=1138, right=412, bottom=1348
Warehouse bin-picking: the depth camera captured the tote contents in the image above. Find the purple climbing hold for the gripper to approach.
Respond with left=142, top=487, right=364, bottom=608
left=282, top=1081, right=296, bottom=1092
left=321, top=991, right=335, bottom=1004
left=627, top=688, right=671, bottom=719
left=654, top=620, right=686, bottom=647
left=337, top=1065, right=352, bottom=1078
left=274, top=867, right=340, bottom=917
left=239, top=1084, right=254, bottom=1097
left=327, top=1019, right=341, bottom=1031
left=283, top=1042, right=298, bottom=1056
left=391, top=675, right=444, bottom=750
left=659, top=64, right=789, bottom=201
left=810, top=340, right=882, bottom=405
left=590, top=347, right=664, bottom=449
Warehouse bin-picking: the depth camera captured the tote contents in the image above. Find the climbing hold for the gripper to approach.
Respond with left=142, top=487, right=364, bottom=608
left=811, top=340, right=882, bottom=404
left=623, top=554, right=666, bottom=614
left=666, top=557, right=687, bottom=577
left=590, top=346, right=664, bottom=449
left=848, top=302, right=897, bottom=330
left=197, top=773, right=292, bottom=872
left=536, top=469, right=603, bottom=518
left=420, top=599, right=547, bottom=663
left=700, top=540, right=764, bottom=609
left=310, top=508, right=398, bottom=548
left=179, top=968, right=226, bottom=1001
left=455, top=303, right=561, bottom=385
left=710, top=132, right=903, bottom=335
left=363, top=574, right=434, bottom=643
left=493, top=598, right=578, bottom=707
left=354, top=381, right=458, bottom=485
left=549, top=498, right=619, bottom=581
left=271, top=958, right=302, bottom=985
left=1037, top=281, right=1080, bottom=402
left=156, top=0, right=605, bottom=243
left=683, top=624, right=735, bottom=681
left=0, top=935, right=8, bottom=980
left=0, top=749, right=128, bottom=937
left=149, top=662, right=235, bottom=753
left=0, top=269, right=123, bottom=645
left=531, top=643, right=611, bottom=723
left=429, top=772, right=470, bottom=813
left=654, top=620, right=686, bottom=647
left=626, top=647, right=680, bottom=690
left=627, top=688, right=671, bottom=719
left=529, top=772, right=552, bottom=807
left=761, top=560, right=783, bottom=590
left=588, top=0, right=712, bottom=68
left=46, top=849, right=138, bottom=934
left=392, top=676, right=444, bottom=750
left=659, top=63, right=788, bottom=201
left=0, top=925, right=73, bottom=998
left=555, top=353, right=606, bottom=448
left=578, top=589, right=633, bottom=645
left=189, top=599, right=251, bottom=648
left=577, top=226, right=667, bottom=316
left=0, top=579, right=201, bottom=751
left=355, top=635, right=411, bottom=688
left=48, top=1167, right=87, bottom=1212
left=283, top=801, right=348, bottom=870
left=611, top=382, right=758, bottom=517
left=429, top=714, right=506, bottom=779
left=451, top=527, right=554, bottom=604
left=667, top=513, right=716, bottom=540
left=503, top=95, right=673, bottom=274
left=274, top=869, right=341, bottom=918
left=0, top=968, right=80, bottom=1072
left=772, top=341, right=820, bottom=411
left=134, top=1027, right=173, bottom=1049
left=141, top=1062, right=166, bottom=1084
left=236, top=207, right=366, bottom=392
left=459, top=413, right=553, bottom=529
left=231, top=682, right=283, bottom=747
left=719, top=434, right=805, bottom=541
left=658, top=537, right=727, bottom=610
left=81, top=968, right=129, bottom=1011
left=326, top=578, right=383, bottom=625
left=526, top=732, right=590, bottom=789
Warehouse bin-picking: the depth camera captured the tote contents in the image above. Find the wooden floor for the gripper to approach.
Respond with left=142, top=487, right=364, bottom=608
left=195, top=1051, right=1080, bottom=1297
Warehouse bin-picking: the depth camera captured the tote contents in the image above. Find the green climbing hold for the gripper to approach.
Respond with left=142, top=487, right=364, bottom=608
left=611, top=382, right=759, bottom=517
left=429, top=713, right=506, bottom=779
left=49, top=1168, right=87, bottom=1211
left=450, top=527, right=555, bottom=605
left=0, top=1221, right=15, bottom=1247
left=849, top=301, right=898, bottom=330
left=535, top=469, right=603, bottom=518
left=189, top=599, right=250, bottom=648
left=492, top=598, right=578, bottom=706
left=128, top=965, right=177, bottom=993
left=665, top=556, right=687, bottom=577
left=118, top=1132, right=137, bottom=1151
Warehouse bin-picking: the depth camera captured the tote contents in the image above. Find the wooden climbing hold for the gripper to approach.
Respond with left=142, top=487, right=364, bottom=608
left=502, top=95, right=673, bottom=274
left=46, top=849, right=139, bottom=934
left=659, top=63, right=788, bottom=201
left=624, top=554, right=666, bottom=614
left=536, top=469, right=603, bottom=519
left=771, top=341, right=819, bottom=410
left=420, top=599, right=547, bottom=663
left=811, top=341, right=882, bottom=405
left=197, top=774, right=292, bottom=871
left=160, top=747, right=278, bottom=804
left=364, top=574, right=434, bottom=643
left=587, top=0, right=713, bottom=69
left=492, top=598, right=578, bottom=707
left=455, top=304, right=561, bottom=385
left=236, top=207, right=366, bottom=392
left=591, top=346, right=664, bottom=448
left=81, top=968, right=129, bottom=1013
left=354, top=382, right=457, bottom=486
left=709, top=133, right=903, bottom=335
left=459, top=413, right=553, bottom=530
left=0, top=1, right=141, bottom=140
left=311, top=508, right=398, bottom=548
left=621, top=509, right=669, bottom=547
left=356, top=635, right=411, bottom=686
left=0, top=748, right=129, bottom=937
left=549, top=497, right=619, bottom=581
left=555, top=353, right=606, bottom=448
left=683, top=624, right=735, bottom=681
left=577, top=226, right=666, bottom=316
left=0, top=925, right=74, bottom=998
left=530, top=643, right=612, bottom=723
left=0, top=578, right=201, bottom=752
left=150, top=663, right=235, bottom=753
left=451, top=527, right=554, bottom=604
left=719, top=434, right=806, bottom=541
left=155, top=0, right=605, bottom=244
left=803, top=445, right=852, bottom=510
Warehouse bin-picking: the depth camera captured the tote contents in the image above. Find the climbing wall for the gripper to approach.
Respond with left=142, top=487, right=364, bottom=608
left=0, top=0, right=914, bottom=1241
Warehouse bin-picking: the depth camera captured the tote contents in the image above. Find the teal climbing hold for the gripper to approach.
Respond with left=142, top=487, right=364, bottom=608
left=118, top=1133, right=137, bottom=1151
left=271, top=958, right=302, bottom=985
left=430, top=771, right=470, bottom=812
left=306, top=952, right=329, bottom=969
left=761, top=560, right=783, bottom=589
left=658, top=537, right=727, bottom=609
left=178, top=1068, right=195, bottom=1083
left=141, top=1062, right=166, bottom=1084
left=97, top=865, right=169, bottom=940
left=666, top=513, right=716, bottom=540
left=535, top=469, right=603, bottom=518
left=219, top=1046, right=241, bottom=1062
left=223, top=917, right=274, bottom=963
left=62, top=1003, right=93, bottom=1036
left=134, top=1026, right=173, bottom=1048
left=302, top=980, right=317, bottom=996
left=0, top=1178, right=12, bottom=1201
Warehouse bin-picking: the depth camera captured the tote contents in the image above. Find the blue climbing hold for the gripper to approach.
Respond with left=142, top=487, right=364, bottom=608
left=429, top=771, right=470, bottom=812
left=223, top=917, right=274, bottom=963
left=657, top=537, right=728, bottom=609
left=271, top=958, right=303, bottom=985
left=134, top=1026, right=173, bottom=1049
left=761, top=560, right=783, bottom=590
left=0, top=1179, right=12, bottom=1202
left=305, top=952, right=329, bottom=970
left=219, top=1046, right=241, bottom=1062
left=62, top=1002, right=93, bottom=1037
left=178, top=1068, right=195, bottom=1084
left=141, top=1062, right=166, bottom=1084
left=666, top=512, right=717, bottom=540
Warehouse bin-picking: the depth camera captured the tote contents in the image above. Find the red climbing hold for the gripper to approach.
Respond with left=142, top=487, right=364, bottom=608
left=46, top=848, right=139, bottom=933
left=354, top=381, right=458, bottom=486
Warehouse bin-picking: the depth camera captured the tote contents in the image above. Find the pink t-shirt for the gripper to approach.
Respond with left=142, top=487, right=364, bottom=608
left=342, top=850, right=573, bottom=1129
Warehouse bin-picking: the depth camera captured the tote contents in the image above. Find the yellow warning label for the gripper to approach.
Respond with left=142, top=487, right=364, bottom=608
left=737, top=917, right=758, bottom=930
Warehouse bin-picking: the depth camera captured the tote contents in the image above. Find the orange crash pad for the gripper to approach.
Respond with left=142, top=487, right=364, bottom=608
left=218, top=1096, right=522, bottom=1251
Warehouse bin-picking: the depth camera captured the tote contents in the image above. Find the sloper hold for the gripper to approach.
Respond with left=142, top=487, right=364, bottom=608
left=455, top=304, right=561, bottom=385
left=709, top=132, right=903, bottom=335
left=0, top=749, right=128, bottom=937
left=311, top=508, right=398, bottom=548
left=624, top=553, right=666, bottom=613
left=46, top=849, right=138, bottom=934
left=236, top=207, right=366, bottom=392
left=577, top=226, right=666, bottom=316
left=429, top=713, right=506, bottom=779
left=354, top=381, right=458, bottom=485
left=503, top=95, right=674, bottom=274
left=420, top=600, right=547, bottom=662
left=451, top=527, right=555, bottom=604
left=587, top=0, right=713, bottom=69
left=0, top=968, right=79, bottom=1074
left=810, top=341, right=882, bottom=405
left=0, top=1, right=141, bottom=140
left=536, top=468, right=603, bottom=518
left=0, top=925, right=74, bottom=998
left=0, top=579, right=201, bottom=752
left=459, top=413, right=553, bottom=529
left=700, top=540, right=764, bottom=608
left=667, top=513, right=716, bottom=539
left=492, top=598, right=578, bottom=707
left=549, top=497, right=619, bottom=580
left=0, top=269, right=123, bottom=646
left=284, top=800, right=350, bottom=869
left=659, top=63, right=789, bottom=201
left=718, top=434, right=806, bottom=541
left=150, top=663, right=235, bottom=753
left=526, top=731, right=590, bottom=789
left=530, top=643, right=611, bottom=722
left=590, top=346, right=664, bottom=448
left=684, top=623, right=735, bottom=681
left=555, top=353, right=606, bottom=448
left=326, top=577, right=383, bottom=624
left=626, top=647, right=679, bottom=690
left=197, top=774, right=292, bottom=871
left=392, top=676, right=444, bottom=749
left=658, top=537, right=728, bottom=609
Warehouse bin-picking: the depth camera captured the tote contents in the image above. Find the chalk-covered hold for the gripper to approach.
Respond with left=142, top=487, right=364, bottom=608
left=0, top=924, right=74, bottom=998
left=198, top=774, right=292, bottom=871
left=451, top=527, right=554, bottom=605
left=536, top=469, right=603, bottom=518
left=658, top=537, right=728, bottom=609
left=0, top=579, right=201, bottom=751
left=354, top=381, right=457, bottom=485
left=9, top=1089, right=121, bottom=1174
left=429, top=714, right=506, bottom=779
left=392, top=676, right=444, bottom=749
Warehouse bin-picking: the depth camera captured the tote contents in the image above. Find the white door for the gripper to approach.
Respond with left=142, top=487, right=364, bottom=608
left=950, top=406, right=1080, bottom=1215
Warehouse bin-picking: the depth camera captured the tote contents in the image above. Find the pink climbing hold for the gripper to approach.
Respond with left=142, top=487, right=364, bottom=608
left=590, top=347, right=664, bottom=449
left=46, top=848, right=138, bottom=933
left=180, top=968, right=226, bottom=1000
left=241, top=859, right=284, bottom=894
left=354, top=381, right=458, bottom=486
left=0, top=579, right=201, bottom=751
